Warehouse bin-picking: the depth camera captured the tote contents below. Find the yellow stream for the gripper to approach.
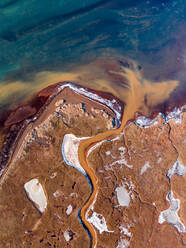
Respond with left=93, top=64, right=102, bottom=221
left=0, top=57, right=180, bottom=247
left=78, top=67, right=179, bottom=248
left=78, top=106, right=131, bottom=248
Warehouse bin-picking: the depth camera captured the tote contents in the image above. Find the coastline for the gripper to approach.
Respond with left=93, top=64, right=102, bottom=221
left=0, top=82, right=185, bottom=247
left=0, top=82, right=124, bottom=180
left=0, top=82, right=123, bottom=247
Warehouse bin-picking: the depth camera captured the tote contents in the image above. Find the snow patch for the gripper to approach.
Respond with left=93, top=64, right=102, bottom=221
left=140, top=161, right=151, bottom=175
left=24, top=178, right=47, bottom=213
left=62, top=134, right=89, bottom=175
left=107, top=143, right=132, bottom=169
left=119, top=225, right=132, bottom=237
left=50, top=172, right=57, bottom=179
left=115, top=185, right=130, bottom=207
left=66, top=205, right=73, bottom=215
left=86, top=193, right=113, bottom=235
left=110, top=159, right=133, bottom=169
left=166, top=108, right=183, bottom=124
left=87, top=139, right=105, bottom=157
left=53, top=190, right=63, bottom=198
left=105, top=150, right=111, bottom=156
left=87, top=212, right=114, bottom=234
left=135, top=115, right=158, bottom=128
left=157, top=157, right=162, bottom=164
left=158, top=191, right=185, bottom=232
left=167, top=159, right=186, bottom=179
left=118, top=146, right=125, bottom=152
left=63, top=230, right=73, bottom=242
left=116, top=239, right=130, bottom=248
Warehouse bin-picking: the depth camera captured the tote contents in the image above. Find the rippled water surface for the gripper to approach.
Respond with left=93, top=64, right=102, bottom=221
left=0, top=0, right=186, bottom=112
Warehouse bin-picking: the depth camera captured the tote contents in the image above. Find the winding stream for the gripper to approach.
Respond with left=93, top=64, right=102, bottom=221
left=60, top=67, right=180, bottom=247
left=60, top=97, right=129, bottom=247
left=78, top=103, right=133, bottom=248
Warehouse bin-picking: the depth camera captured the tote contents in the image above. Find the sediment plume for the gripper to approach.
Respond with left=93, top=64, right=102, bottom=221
left=0, top=57, right=184, bottom=121
left=0, top=58, right=184, bottom=248
left=77, top=64, right=179, bottom=247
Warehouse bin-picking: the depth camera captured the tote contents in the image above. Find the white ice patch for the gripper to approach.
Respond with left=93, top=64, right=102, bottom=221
left=110, top=159, right=133, bottom=169
left=119, top=225, right=132, bottom=237
left=136, top=115, right=158, bottom=128
left=158, top=191, right=185, bottom=232
left=50, top=172, right=57, bottom=179
left=105, top=139, right=133, bottom=170
left=70, top=192, right=78, bottom=198
left=135, top=106, right=186, bottom=127
left=87, top=139, right=106, bottom=157
left=115, top=185, right=130, bottom=207
left=63, top=230, right=72, bottom=242
left=117, top=147, right=132, bottom=169
left=140, top=161, right=151, bottom=175
left=116, top=239, right=130, bottom=248
left=157, top=157, right=162, bottom=164
left=87, top=212, right=114, bottom=234
left=118, top=146, right=125, bottom=152
left=105, top=146, right=133, bottom=170
left=66, top=205, right=73, bottom=215
left=62, top=134, right=89, bottom=175
left=24, top=178, right=47, bottom=213
left=111, top=132, right=124, bottom=142
left=167, top=159, right=186, bottom=179
left=105, top=150, right=111, bottom=156
left=53, top=190, right=63, bottom=198
left=166, top=108, right=183, bottom=124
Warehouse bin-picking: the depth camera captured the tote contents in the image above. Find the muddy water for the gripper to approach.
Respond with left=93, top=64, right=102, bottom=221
left=0, top=57, right=181, bottom=247
left=0, top=57, right=181, bottom=116
left=0, top=0, right=186, bottom=114
left=0, top=1, right=186, bottom=245
left=78, top=64, right=179, bottom=247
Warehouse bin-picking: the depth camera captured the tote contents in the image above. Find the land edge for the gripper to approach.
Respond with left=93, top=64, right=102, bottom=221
left=0, top=81, right=124, bottom=180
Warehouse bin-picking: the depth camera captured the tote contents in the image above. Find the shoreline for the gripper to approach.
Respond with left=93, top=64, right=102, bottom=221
left=0, top=82, right=124, bottom=179
left=0, top=82, right=123, bottom=247
left=0, top=82, right=185, bottom=247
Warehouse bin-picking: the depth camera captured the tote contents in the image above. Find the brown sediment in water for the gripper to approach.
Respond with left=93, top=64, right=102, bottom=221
left=0, top=57, right=182, bottom=131
left=0, top=60, right=184, bottom=247
left=1, top=56, right=185, bottom=119
left=78, top=65, right=181, bottom=247
left=0, top=60, right=179, bottom=176
left=0, top=81, right=124, bottom=179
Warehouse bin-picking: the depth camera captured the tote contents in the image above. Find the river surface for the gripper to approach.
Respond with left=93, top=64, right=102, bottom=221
left=0, top=1, right=186, bottom=247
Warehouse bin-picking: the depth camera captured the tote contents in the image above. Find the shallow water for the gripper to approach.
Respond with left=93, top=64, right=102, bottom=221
left=0, top=0, right=186, bottom=114
left=0, top=2, right=186, bottom=247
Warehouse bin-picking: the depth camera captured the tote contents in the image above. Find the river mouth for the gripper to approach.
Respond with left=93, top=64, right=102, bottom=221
left=1, top=55, right=186, bottom=119
left=0, top=80, right=185, bottom=247
left=0, top=0, right=186, bottom=246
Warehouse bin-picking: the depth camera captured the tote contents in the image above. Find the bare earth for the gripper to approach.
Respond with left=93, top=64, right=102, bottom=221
left=0, top=84, right=185, bottom=248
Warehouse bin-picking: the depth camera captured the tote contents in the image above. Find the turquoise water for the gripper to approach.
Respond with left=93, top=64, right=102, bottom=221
left=0, top=0, right=186, bottom=111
